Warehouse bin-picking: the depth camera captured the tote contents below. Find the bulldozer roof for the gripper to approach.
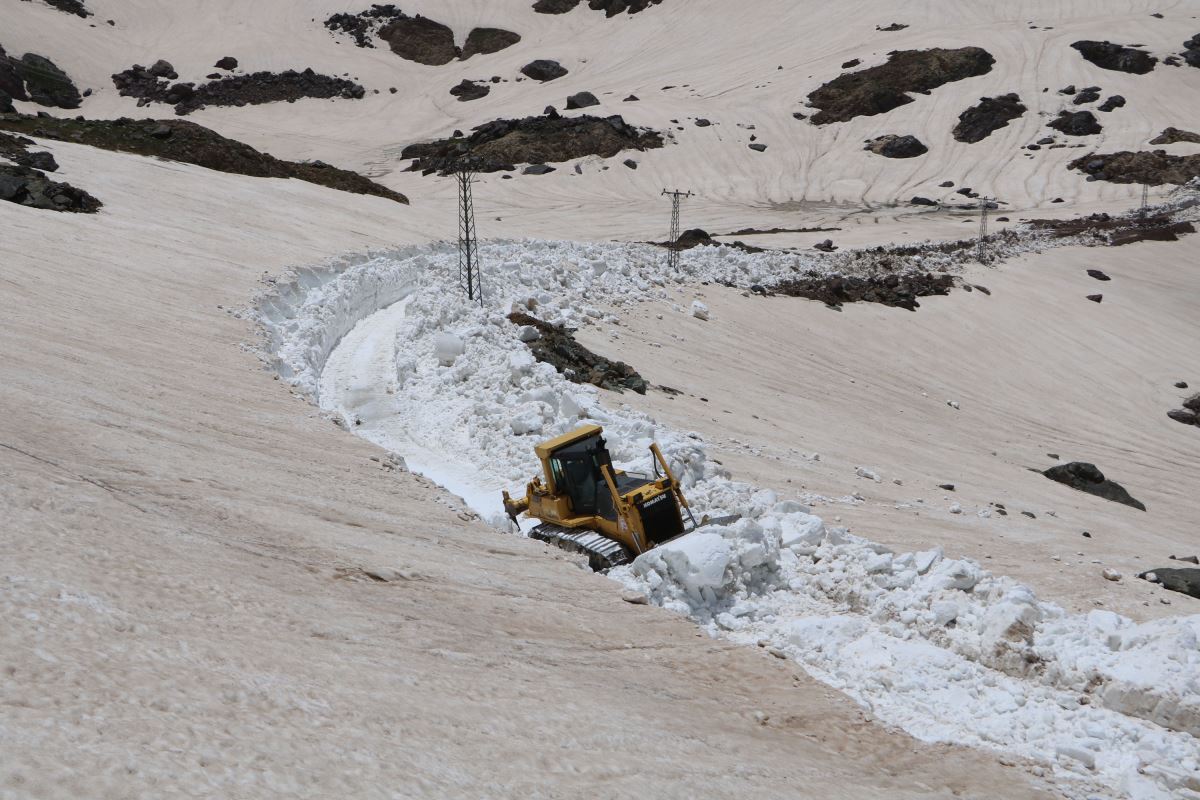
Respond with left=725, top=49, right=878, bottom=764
left=534, top=424, right=604, bottom=459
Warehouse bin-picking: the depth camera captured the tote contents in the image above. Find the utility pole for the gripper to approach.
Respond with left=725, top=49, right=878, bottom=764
left=662, top=188, right=693, bottom=271
left=456, top=168, right=483, bottom=307
left=1140, top=183, right=1149, bottom=219
left=977, top=197, right=990, bottom=263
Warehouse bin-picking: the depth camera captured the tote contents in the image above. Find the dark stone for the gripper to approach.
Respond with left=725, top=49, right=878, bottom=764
left=0, top=91, right=13, bottom=114
left=1021, top=511, right=1036, bottom=518
left=1087, top=269, right=1111, bottom=281
left=864, top=134, right=927, bottom=158
left=1087, top=293, right=1103, bottom=302
left=523, top=163, right=556, bottom=174
left=13, top=53, right=83, bottom=109
left=15, top=150, right=58, bottom=171
left=1048, top=110, right=1101, bottom=136
left=1073, top=86, right=1102, bottom=104
left=1185, top=394, right=1200, bottom=412
left=1098, top=95, right=1126, bottom=112
left=813, top=238, right=836, bottom=251
left=770, top=270, right=954, bottom=311
left=1042, top=461, right=1145, bottom=510
left=938, top=483, right=956, bottom=491
left=1138, top=567, right=1200, bottom=599
left=461, top=27, right=521, bottom=59
left=1059, top=85, right=1077, bottom=95
left=952, top=93, right=1026, bottom=143
left=533, top=0, right=664, bottom=15
left=1068, top=150, right=1200, bottom=185
left=378, top=15, right=459, bottom=65
left=508, top=311, right=648, bottom=393
left=1167, top=409, right=1198, bottom=425
left=565, top=91, right=599, bottom=109
left=694, top=118, right=711, bottom=127
left=1071, top=41, right=1158, bottom=74
left=1175, top=381, right=1189, bottom=389
left=911, top=196, right=937, bottom=206
left=623, top=94, right=638, bottom=101
left=807, top=47, right=994, bottom=125
left=623, top=158, right=637, bottom=169
left=1149, top=127, right=1200, bottom=145
left=38, top=0, right=91, bottom=17
left=214, top=56, right=239, bottom=70
left=939, top=180, right=954, bottom=187
left=449, top=80, right=490, bottom=102
left=876, top=23, right=907, bottom=31
left=0, top=163, right=100, bottom=211
left=748, top=142, right=767, bottom=152
left=148, top=60, right=178, bottom=79
left=112, top=66, right=365, bottom=115
left=520, top=59, right=568, bottom=82
left=841, top=59, right=861, bottom=69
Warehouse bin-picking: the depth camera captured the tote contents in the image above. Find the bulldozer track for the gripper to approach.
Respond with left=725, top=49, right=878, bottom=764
left=528, top=523, right=631, bottom=572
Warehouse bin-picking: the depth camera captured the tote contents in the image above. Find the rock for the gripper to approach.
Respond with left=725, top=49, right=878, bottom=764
left=449, top=79, right=490, bottom=101
left=623, top=94, right=638, bottom=101
left=938, top=483, right=955, bottom=491
left=148, top=60, right=178, bottom=80
left=1150, top=127, right=1200, bottom=145
left=770, top=270, right=952, bottom=310
left=1102, top=568, right=1122, bottom=581
left=911, top=196, right=937, bottom=206
left=15, top=150, right=59, bottom=171
left=1087, top=293, right=1103, bottom=303
left=694, top=118, right=711, bottom=127
left=1072, top=86, right=1102, bottom=105
left=748, top=142, right=767, bottom=152
left=1138, top=567, right=1200, bottom=599
left=841, top=58, right=861, bottom=69
left=1068, top=150, right=1200, bottom=185
left=1167, top=408, right=1198, bottom=425
left=214, top=56, right=239, bottom=70
left=876, top=22, right=908, bottom=32
left=1087, top=269, right=1111, bottom=281
left=0, top=90, right=14, bottom=114
left=621, top=589, right=649, bottom=604
left=1042, top=462, right=1146, bottom=511
left=622, top=158, right=637, bottom=169
left=1175, top=381, right=1189, bottom=389
left=520, top=59, right=568, bottom=82
left=1098, top=95, right=1126, bottom=112
left=1021, top=511, right=1036, bottom=518
left=461, top=27, right=521, bottom=60
left=1071, top=41, right=1158, bottom=74
left=112, top=65, right=366, bottom=116
left=364, top=566, right=405, bottom=582
left=13, top=53, right=83, bottom=109
left=379, top=15, right=460, bottom=66
left=517, top=325, right=540, bottom=342
left=864, top=133, right=928, bottom=158
left=1048, top=110, right=1102, bottom=136
left=0, top=163, right=101, bottom=212
left=939, top=180, right=955, bottom=187
left=1059, top=85, right=1077, bottom=95
left=812, top=239, right=837, bottom=252
left=807, top=47, right=994, bottom=125
left=953, top=93, right=1026, bottom=143
left=690, top=300, right=710, bottom=321
left=507, top=311, right=648, bottom=394
left=565, top=91, right=599, bottom=109
left=522, top=163, right=556, bottom=175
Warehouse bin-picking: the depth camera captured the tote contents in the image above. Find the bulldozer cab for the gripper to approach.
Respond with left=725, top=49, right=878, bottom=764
left=545, top=430, right=618, bottom=520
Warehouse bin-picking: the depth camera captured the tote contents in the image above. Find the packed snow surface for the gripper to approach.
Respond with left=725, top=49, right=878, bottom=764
left=257, top=223, right=1200, bottom=800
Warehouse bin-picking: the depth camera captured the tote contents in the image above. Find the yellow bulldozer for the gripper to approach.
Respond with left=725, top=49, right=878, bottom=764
left=502, top=424, right=720, bottom=570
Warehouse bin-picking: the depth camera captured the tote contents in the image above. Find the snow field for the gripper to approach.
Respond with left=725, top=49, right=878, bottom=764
left=256, top=227, right=1200, bottom=800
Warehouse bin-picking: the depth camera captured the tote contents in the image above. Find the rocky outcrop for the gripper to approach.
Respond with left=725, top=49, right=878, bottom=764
left=508, top=312, right=648, bottom=394
left=864, top=134, right=927, bottom=158
left=1071, top=41, right=1157, bottom=74
left=214, top=56, right=238, bottom=70
left=461, top=27, right=521, bottom=59
left=28, top=0, right=91, bottom=17
left=401, top=112, right=663, bottom=174
left=1028, top=210, right=1195, bottom=244
left=533, top=0, right=663, bottom=16
left=1069, top=150, right=1200, bottom=185
left=770, top=271, right=954, bottom=311
left=1150, top=127, right=1200, bottom=145
left=0, top=163, right=100, bottom=212
left=0, top=113, right=408, bottom=203
left=1167, top=393, right=1200, bottom=428
left=1182, top=33, right=1200, bottom=68
left=1139, top=567, right=1200, bottom=600
left=520, top=59, right=568, bottom=82
left=379, top=15, right=458, bottom=65
left=1048, top=110, right=1101, bottom=136
left=1098, top=95, right=1125, bottom=112
left=449, top=80, right=490, bottom=102
left=952, top=93, right=1025, bottom=143
left=112, top=65, right=364, bottom=115
left=1042, top=462, right=1145, bottom=511
left=0, top=46, right=83, bottom=109
left=806, top=47, right=994, bottom=125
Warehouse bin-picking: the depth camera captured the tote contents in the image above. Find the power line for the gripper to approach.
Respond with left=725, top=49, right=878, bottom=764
left=662, top=188, right=692, bottom=271
left=456, top=168, right=483, bottom=308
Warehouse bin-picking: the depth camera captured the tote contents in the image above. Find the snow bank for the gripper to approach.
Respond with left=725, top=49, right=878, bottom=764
left=254, top=225, right=1200, bottom=799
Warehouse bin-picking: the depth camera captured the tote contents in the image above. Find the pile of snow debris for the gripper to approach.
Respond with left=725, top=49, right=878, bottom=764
left=255, top=218, right=1200, bottom=800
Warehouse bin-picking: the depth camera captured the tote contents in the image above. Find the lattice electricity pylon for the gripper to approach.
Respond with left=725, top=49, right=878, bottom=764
left=457, top=169, right=483, bottom=307
left=662, top=188, right=693, bottom=271
left=1140, top=183, right=1150, bottom=219
left=977, top=197, right=991, bottom=263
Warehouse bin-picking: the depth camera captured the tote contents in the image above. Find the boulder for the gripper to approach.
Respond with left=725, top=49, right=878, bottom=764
left=1098, top=95, right=1126, bottom=112
left=520, top=60, right=568, bottom=82
left=1042, top=462, right=1145, bottom=511
left=0, top=163, right=101, bottom=212
left=1087, top=269, right=1111, bottom=281
left=148, top=60, right=178, bottom=79
left=523, top=163, right=556, bottom=174
left=1149, top=127, right=1200, bottom=145
left=1138, top=567, right=1200, bottom=599
left=15, top=53, right=83, bottom=109
left=565, top=91, right=599, bottom=109
left=1071, top=41, right=1158, bottom=74
left=952, top=93, right=1026, bottom=143
left=214, top=56, right=239, bottom=70
left=1048, top=110, right=1101, bottom=136
left=864, top=133, right=927, bottom=158
left=748, top=142, right=767, bottom=151
left=379, top=15, right=459, bottom=66
left=449, top=80, right=490, bottom=102
left=462, top=27, right=521, bottom=59
left=1072, top=86, right=1102, bottom=105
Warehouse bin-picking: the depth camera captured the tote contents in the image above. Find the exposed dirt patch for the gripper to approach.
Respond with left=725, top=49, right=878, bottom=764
left=953, top=93, right=1026, bottom=143
left=0, top=114, right=408, bottom=204
left=324, top=7, right=520, bottom=63
left=1028, top=211, right=1195, bottom=245
left=1149, top=127, right=1200, bottom=145
left=0, top=46, right=83, bottom=109
left=1068, top=150, right=1200, bottom=185
left=508, top=312, right=648, bottom=394
left=1070, top=41, right=1157, bottom=74
left=401, top=112, right=663, bottom=174
left=1042, top=462, right=1146, bottom=511
left=112, top=64, right=364, bottom=115
left=533, top=0, right=663, bottom=16
left=806, top=47, right=994, bottom=125
left=23, top=0, right=90, bottom=16
left=0, top=163, right=100, bottom=212
left=770, top=270, right=954, bottom=311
